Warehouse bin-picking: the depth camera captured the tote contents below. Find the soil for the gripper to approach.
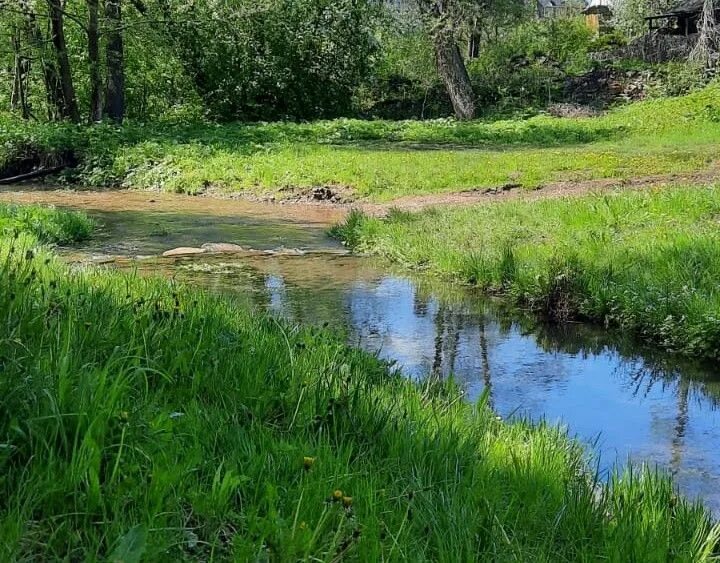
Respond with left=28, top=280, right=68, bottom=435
left=358, top=170, right=720, bottom=215
left=2, top=169, right=719, bottom=221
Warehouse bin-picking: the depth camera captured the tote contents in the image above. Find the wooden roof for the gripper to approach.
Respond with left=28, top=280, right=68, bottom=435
left=646, top=0, right=703, bottom=19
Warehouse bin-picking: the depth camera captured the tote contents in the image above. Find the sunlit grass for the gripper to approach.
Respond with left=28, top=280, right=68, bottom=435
left=0, top=202, right=93, bottom=244
left=1, top=84, right=719, bottom=200
left=335, top=184, right=720, bottom=358
left=0, top=214, right=717, bottom=560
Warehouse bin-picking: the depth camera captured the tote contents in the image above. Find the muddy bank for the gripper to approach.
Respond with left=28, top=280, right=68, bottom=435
left=3, top=168, right=720, bottom=220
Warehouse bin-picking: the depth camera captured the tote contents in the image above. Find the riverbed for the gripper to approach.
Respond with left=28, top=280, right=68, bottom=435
left=3, top=187, right=720, bottom=514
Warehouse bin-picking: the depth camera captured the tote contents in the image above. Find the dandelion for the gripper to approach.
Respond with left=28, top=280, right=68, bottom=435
left=332, top=489, right=343, bottom=501
left=303, top=456, right=316, bottom=471
left=342, top=496, right=353, bottom=508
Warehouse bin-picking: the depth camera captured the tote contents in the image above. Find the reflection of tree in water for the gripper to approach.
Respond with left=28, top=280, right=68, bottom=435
left=671, top=378, right=690, bottom=476
left=413, top=291, right=430, bottom=317
left=432, top=304, right=462, bottom=376
left=411, top=277, right=720, bottom=470
left=479, top=318, right=492, bottom=409
left=533, top=321, right=720, bottom=408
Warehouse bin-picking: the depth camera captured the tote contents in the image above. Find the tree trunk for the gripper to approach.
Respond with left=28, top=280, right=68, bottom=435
left=104, top=0, right=125, bottom=122
left=468, top=17, right=481, bottom=59
left=10, top=30, right=31, bottom=118
left=18, top=0, right=64, bottom=120
left=87, top=0, right=103, bottom=121
left=691, top=0, right=718, bottom=69
left=433, top=33, right=476, bottom=120
left=47, top=0, right=80, bottom=122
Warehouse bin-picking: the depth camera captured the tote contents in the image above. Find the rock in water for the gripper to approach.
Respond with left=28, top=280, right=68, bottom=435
left=162, top=247, right=206, bottom=257
left=200, top=243, right=246, bottom=253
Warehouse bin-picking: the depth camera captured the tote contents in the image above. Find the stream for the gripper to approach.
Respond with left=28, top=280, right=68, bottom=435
left=4, top=188, right=720, bottom=514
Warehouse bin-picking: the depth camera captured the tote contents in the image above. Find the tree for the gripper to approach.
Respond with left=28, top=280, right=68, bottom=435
left=87, top=0, right=102, bottom=121
left=415, top=0, right=477, bottom=119
left=14, top=0, right=66, bottom=120
left=691, top=0, right=718, bottom=70
left=155, top=0, right=379, bottom=121
left=47, top=0, right=80, bottom=122
left=104, top=0, right=125, bottom=122
left=10, top=24, right=31, bottom=118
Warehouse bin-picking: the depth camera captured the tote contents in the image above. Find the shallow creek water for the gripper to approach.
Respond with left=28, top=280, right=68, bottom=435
left=4, top=188, right=720, bottom=514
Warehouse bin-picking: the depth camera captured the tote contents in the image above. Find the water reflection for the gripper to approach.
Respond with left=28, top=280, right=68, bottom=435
left=122, top=254, right=720, bottom=514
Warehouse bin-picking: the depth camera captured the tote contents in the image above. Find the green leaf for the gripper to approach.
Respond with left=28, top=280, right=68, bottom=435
left=108, top=525, right=147, bottom=563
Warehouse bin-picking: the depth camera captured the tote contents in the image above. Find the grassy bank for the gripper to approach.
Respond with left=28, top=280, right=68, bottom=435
left=334, top=184, right=720, bottom=359
left=0, top=214, right=717, bottom=560
left=0, top=202, right=93, bottom=244
left=1, top=85, right=719, bottom=200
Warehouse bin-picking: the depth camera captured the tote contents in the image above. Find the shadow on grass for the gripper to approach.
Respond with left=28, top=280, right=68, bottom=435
left=2, top=114, right=629, bottom=173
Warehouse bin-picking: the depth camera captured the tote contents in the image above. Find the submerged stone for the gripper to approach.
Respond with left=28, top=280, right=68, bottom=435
left=162, top=247, right=206, bottom=257
left=201, top=242, right=246, bottom=253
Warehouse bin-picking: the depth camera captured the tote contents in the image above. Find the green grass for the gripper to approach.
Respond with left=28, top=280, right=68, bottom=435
left=334, top=184, right=720, bottom=359
left=1, top=219, right=718, bottom=560
left=1, top=84, right=719, bottom=200
left=0, top=203, right=93, bottom=244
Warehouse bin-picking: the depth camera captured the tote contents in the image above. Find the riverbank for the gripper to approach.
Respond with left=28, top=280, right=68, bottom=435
left=0, top=201, right=93, bottom=244
left=335, top=184, right=720, bottom=360
left=2, top=85, right=720, bottom=202
left=1, top=207, right=718, bottom=560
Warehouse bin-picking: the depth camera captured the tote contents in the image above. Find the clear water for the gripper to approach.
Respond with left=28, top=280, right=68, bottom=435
left=5, top=188, right=720, bottom=514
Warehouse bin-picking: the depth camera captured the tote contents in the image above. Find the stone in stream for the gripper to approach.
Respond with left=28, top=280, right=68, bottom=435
left=201, top=242, right=246, bottom=253
left=162, top=247, right=207, bottom=257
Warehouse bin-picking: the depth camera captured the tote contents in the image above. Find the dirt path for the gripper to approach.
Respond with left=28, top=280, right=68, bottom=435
left=2, top=170, right=718, bottom=221
left=358, top=170, right=720, bottom=215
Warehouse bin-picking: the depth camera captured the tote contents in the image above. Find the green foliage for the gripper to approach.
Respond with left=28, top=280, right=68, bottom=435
left=358, top=29, right=450, bottom=119
left=0, top=239, right=717, bottom=560
left=0, top=203, right=93, bottom=244
left=163, top=0, right=380, bottom=120
left=646, top=61, right=711, bottom=98
left=336, top=184, right=720, bottom=359
left=613, top=0, right=676, bottom=38
left=469, top=18, right=596, bottom=113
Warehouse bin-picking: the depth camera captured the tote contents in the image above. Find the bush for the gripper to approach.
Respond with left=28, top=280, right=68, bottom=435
left=468, top=18, right=596, bottom=114
left=646, top=61, right=711, bottom=98
left=165, top=0, right=380, bottom=121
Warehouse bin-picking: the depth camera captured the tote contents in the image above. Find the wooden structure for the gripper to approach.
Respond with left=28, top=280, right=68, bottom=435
left=583, top=0, right=614, bottom=32
left=537, top=0, right=580, bottom=19
left=645, top=0, right=718, bottom=35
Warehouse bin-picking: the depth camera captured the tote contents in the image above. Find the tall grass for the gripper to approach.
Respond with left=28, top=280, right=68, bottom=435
left=0, top=203, right=93, bottom=244
left=1, top=83, right=719, bottom=199
left=0, top=226, right=717, bottom=559
left=335, top=184, right=720, bottom=359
